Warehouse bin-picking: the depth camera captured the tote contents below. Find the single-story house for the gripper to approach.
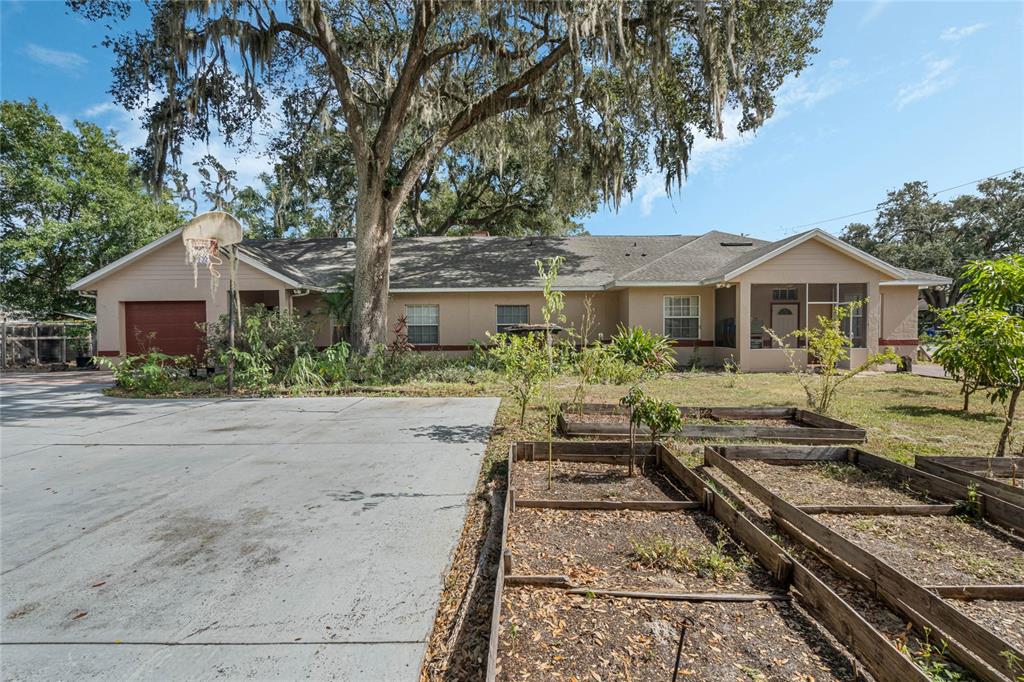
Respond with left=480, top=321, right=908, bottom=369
left=70, top=227, right=950, bottom=371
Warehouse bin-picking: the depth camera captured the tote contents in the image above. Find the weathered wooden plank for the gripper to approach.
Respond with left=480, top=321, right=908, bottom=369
left=564, top=588, right=790, bottom=602
left=925, top=584, right=1024, bottom=600
left=714, top=444, right=849, bottom=461
left=485, top=446, right=515, bottom=682
left=795, top=409, right=864, bottom=433
left=705, top=447, right=1023, bottom=682
left=515, top=499, right=699, bottom=511
left=791, top=562, right=931, bottom=682
left=504, top=575, right=573, bottom=587
left=854, top=450, right=967, bottom=502
left=916, top=457, right=1024, bottom=508
left=797, top=504, right=957, bottom=516
left=919, top=456, right=1024, bottom=475
left=856, top=450, right=1024, bottom=534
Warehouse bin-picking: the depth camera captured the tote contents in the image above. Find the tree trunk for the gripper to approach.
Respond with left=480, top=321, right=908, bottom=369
left=996, top=385, right=1021, bottom=457
left=963, top=386, right=971, bottom=413
left=350, top=172, right=393, bottom=356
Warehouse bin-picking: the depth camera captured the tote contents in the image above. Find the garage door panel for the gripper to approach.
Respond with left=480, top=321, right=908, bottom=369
left=125, top=301, right=206, bottom=356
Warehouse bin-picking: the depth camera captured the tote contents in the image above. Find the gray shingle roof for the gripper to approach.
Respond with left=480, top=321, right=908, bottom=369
left=237, top=229, right=950, bottom=290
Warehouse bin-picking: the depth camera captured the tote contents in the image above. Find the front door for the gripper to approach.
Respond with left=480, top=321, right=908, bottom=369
left=771, top=303, right=799, bottom=344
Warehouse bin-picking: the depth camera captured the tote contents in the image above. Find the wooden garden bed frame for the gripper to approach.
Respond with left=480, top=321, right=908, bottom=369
left=484, top=440, right=930, bottom=682
left=701, top=444, right=1024, bottom=682
left=557, top=403, right=866, bottom=444
left=916, top=455, right=1024, bottom=511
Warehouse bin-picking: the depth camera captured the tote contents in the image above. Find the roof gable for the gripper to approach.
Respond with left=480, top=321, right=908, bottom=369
left=702, top=229, right=908, bottom=282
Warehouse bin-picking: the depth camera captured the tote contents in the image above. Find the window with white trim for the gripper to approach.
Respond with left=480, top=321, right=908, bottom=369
left=663, top=295, right=700, bottom=339
left=405, top=304, right=439, bottom=345
left=496, top=305, right=529, bottom=333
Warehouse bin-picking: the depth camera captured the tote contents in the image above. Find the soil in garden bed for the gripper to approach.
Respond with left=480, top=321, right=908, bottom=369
left=495, top=587, right=862, bottom=682
left=512, top=459, right=691, bottom=502
left=569, top=411, right=809, bottom=428
left=734, top=460, right=937, bottom=507
left=818, top=514, right=1024, bottom=585
left=701, top=466, right=981, bottom=678
left=506, top=508, right=776, bottom=592
left=950, top=599, right=1024, bottom=651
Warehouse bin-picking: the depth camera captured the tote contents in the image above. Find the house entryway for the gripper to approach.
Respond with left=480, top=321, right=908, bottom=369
left=770, top=302, right=799, bottom=342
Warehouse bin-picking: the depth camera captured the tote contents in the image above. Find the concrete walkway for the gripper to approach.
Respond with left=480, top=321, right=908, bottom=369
left=0, top=376, right=498, bottom=680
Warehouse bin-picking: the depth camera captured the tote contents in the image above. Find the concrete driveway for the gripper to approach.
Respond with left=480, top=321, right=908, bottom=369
left=0, top=374, right=499, bottom=680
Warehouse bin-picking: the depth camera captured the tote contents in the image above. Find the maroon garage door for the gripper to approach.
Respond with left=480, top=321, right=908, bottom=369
left=125, top=301, right=206, bottom=357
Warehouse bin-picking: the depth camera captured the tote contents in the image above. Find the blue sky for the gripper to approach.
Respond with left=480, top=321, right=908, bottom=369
left=2, top=0, right=1022, bottom=241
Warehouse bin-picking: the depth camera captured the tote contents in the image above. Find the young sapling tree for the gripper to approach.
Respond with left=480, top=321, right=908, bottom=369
left=767, top=300, right=899, bottom=414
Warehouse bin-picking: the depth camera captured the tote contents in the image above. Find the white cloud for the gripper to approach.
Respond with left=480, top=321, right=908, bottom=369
left=859, top=0, right=892, bottom=27
left=940, top=23, right=987, bottom=41
left=24, top=43, right=87, bottom=71
left=82, top=102, right=119, bottom=118
left=895, top=57, right=957, bottom=110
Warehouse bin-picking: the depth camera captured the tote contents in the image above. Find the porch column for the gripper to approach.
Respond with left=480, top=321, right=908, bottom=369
left=736, top=281, right=751, bottom=369
left=867, top=280, right=881, bottom=355
left=278, top=289, right=290, bottom=313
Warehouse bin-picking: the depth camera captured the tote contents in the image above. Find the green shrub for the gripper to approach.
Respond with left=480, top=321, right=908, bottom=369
left=203, top=304, right=317, bottom=379
left=487, top=332, right=553, bottom=426
left=316, top=342, right=351, bottom=384
left=609, top=325, right=675, bottom=376
left=283, top=352, right=325, bottom=389
left=96, top=350, right=187, bottom=393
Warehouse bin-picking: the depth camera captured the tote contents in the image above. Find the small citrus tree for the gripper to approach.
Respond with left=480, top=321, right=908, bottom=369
left=487, top=332, right=551, bottom=427
left=936, top=256, right=1024, bottom=456
left=768, top=300, right=899, bottom=414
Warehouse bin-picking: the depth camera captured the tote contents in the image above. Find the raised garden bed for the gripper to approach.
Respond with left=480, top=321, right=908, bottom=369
left=916, top=456, right=1024, bottom=511
left=702, top=444, right=1024, bottom=682
left=497, top=587, right=863, bottom=681
left=558, top=403, right=867, bottom=444
left=486, top=441, right=933, bottom=682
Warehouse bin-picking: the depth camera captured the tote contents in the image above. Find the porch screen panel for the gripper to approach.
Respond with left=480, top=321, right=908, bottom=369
left=406, top=304, right=439, bottom=344
left=839, top=283, right=867, bottom=347
left=664, top=295, right=699, bottom=339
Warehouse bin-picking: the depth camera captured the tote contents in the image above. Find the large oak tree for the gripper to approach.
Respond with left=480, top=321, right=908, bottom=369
left=74, top=0, right=830, bottom=353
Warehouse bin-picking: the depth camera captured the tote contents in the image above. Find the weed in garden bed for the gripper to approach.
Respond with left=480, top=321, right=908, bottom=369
left=627, top=532, right=750, bottom=583
left=816, top=462, right=866, bottom=483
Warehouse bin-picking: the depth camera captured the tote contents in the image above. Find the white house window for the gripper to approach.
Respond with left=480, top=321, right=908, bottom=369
left=405, top=304, right=439, bottom=345
left=772, top=287, right=798, bottom=301
left=496, top=305, right=529, bottom=333
left=663, top=295, right=700, bottom=339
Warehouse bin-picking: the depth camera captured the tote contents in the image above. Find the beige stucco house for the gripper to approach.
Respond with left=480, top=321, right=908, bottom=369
left=70, top=228, right=950, bottom=371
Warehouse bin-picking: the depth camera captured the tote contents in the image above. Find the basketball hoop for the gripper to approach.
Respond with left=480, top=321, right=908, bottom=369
left=185, top=237, right=224, bottom=290
left=181, top=211, right=246, bottom=394
left=181, top=211, right=243, bottom=296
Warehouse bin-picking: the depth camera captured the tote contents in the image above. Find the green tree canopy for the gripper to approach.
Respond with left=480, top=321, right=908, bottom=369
left=935, top=255, right=1024, bottom=456
left=75, top=0, right=830, bottom=353
left=0, top=99, right=182, bottom=316
left=841, top=172, right=1024, bottom=308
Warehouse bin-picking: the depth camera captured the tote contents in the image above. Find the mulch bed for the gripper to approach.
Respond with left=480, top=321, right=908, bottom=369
left=495, top=587, right=862, bottom=681
left=506, top=508, right=776, bottom=593
left=817, top=514, right=1024, bottom=585
left=512, top=460, right=690, bottom=502
left=733, top=460, right=935, bottom=507
left=950, top=599, right=1024, bottom=651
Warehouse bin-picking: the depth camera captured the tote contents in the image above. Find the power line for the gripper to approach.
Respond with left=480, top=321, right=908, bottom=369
left=782, top=165, right=1024, bottom=235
